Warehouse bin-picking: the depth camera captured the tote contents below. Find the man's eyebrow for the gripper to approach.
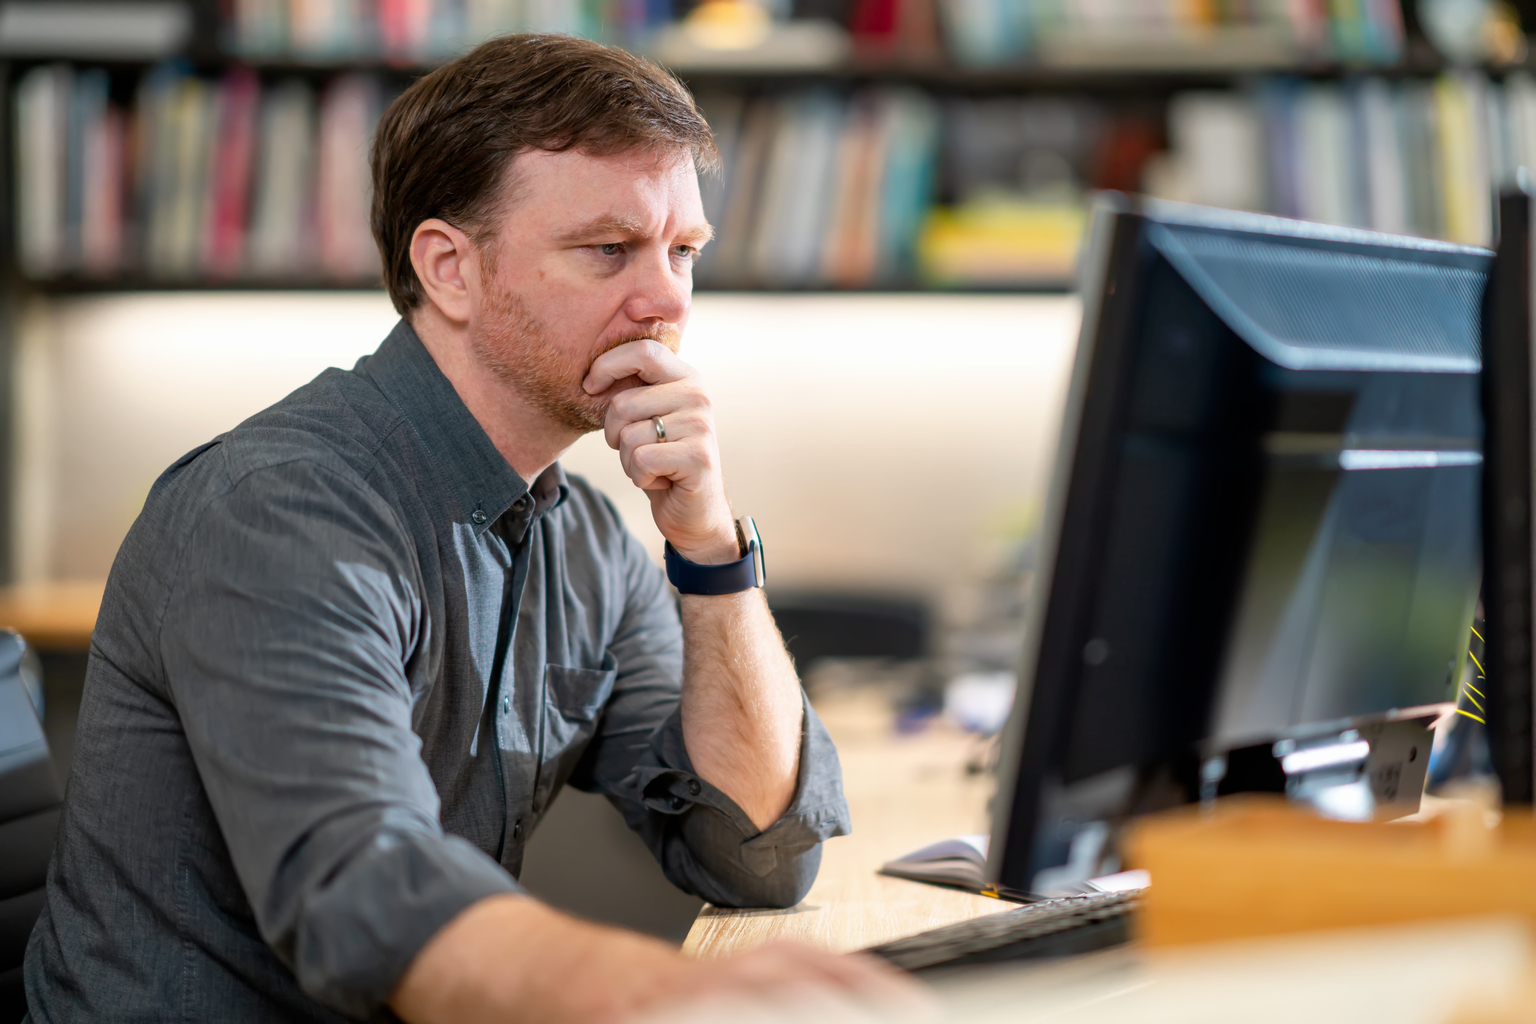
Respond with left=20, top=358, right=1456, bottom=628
left=556, top=216, right=715, bottom=245
left=555, top=216, right=647, bottom=243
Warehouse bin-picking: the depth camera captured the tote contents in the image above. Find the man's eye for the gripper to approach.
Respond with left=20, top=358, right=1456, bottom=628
left=598, top=243, right=624, bottom=256
left=672, top=245, right=698, bottom=261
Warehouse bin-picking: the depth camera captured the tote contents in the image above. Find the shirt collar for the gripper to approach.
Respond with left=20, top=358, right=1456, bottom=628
left=358, top=319, right=567, bottom=537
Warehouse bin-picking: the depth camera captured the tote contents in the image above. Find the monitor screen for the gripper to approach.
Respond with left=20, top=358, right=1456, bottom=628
left=988, top=196, right=1490, bottom=897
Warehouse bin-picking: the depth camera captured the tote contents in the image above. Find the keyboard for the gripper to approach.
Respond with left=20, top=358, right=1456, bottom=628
left=862, top=889, right=1143, bottom=973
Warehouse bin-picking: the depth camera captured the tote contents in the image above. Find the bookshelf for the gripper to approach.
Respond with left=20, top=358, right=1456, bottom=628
left=7, top=0, right=1536, bottom=297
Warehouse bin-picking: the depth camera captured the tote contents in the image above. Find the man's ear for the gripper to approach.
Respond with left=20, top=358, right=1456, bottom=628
left=410, top=218, right=479, bottom=325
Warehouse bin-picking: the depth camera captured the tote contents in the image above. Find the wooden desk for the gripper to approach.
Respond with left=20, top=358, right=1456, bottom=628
left=0, top=580, right=104, bottom=650
left=683, top=690, right=1010, bottom=958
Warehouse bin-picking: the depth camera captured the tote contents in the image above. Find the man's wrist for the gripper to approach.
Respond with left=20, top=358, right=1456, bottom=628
left=670, top=528, right=741, bottom=565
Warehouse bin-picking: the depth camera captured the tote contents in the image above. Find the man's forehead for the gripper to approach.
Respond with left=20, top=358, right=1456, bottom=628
left=513, top=144, right=699, bottom=185
left=506, top=148, right=707, bottom=236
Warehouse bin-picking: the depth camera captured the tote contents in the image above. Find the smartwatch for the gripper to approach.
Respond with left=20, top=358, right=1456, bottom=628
left=665, top=516, right=765, bottom=595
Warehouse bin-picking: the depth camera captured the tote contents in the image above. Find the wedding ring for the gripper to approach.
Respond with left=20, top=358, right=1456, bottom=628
left=653, top=416, right=666, bottom=443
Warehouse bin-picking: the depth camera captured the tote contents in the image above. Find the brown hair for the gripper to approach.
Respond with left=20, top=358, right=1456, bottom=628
left=370, top=33, right=718, bottom=315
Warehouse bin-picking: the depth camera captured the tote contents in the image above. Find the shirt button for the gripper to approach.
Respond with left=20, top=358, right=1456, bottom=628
left=512, top=819, right=523, bottom=841
left=687, top=779, right=702, bottom=797
left=502, top=695, right=510, bottom=714
left=471, top=509, right=488, bottom=525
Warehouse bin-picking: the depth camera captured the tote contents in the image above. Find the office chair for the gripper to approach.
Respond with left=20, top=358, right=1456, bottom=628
left=0, top=631, right=62, bottom=1022
left=767, top=591, right=929, bottom=673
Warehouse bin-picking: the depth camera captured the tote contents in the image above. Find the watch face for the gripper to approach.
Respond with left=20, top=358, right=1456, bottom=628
left=741, top=516, right=765, bottom=588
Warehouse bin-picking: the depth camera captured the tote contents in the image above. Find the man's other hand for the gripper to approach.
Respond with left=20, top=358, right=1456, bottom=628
left=584, top=339, right=740, bottom=565
left=391, top=894, right=926, bottom=1024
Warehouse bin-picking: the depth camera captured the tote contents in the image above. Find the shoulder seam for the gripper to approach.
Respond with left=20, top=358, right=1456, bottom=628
left=149, top=451, right=411, bottom=660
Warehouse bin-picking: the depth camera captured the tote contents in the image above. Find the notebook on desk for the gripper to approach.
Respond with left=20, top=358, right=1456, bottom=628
left=879, top=834, right=1148, bottom=900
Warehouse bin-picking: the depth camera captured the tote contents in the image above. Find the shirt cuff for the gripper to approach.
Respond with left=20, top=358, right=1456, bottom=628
left=625, top=691, right=850, bottom=877
left=290, top=830, right=522, bottom=1017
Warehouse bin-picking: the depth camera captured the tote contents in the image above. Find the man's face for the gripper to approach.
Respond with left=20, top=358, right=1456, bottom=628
left=468, top=145, right=711, bottom=433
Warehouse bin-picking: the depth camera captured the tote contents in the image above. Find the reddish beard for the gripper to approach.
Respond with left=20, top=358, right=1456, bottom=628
left=472, top=280, right=680, bottom=434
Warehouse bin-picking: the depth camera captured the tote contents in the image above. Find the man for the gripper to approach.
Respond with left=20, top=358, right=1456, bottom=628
left=25, top=34, right=905, bottom=1023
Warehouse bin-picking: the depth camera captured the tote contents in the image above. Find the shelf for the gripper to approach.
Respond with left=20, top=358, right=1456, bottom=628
left=20, top=275, right=387, bottom=294
left=18, top=277, right=1074, bottom=296
left=3, top=47, right=1527, bottom=91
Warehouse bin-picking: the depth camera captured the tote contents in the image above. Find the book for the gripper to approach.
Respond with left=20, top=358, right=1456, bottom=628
left=65, top=68, right=108, bottom=270
left=1397, top=79, right=1443, bottom=239
left=875, top=89, right=939, bottom=281
left=317, top=73, right=383, bottom=280
left=880, top=833, right=1151, bottom=897
left=750, top=91, right=843, bottom=286
left=166, top=75, right=213, bottom=278
left=707, top=98, right=775, bottom=285
left=16, top=64, right=69, bottom=277
left=1163, top=91, right=1266, bottom=213
left=79, top=98, right=124, bottom=275
left=248, top=78, right=318, bottom=276
left=1436, top=71, right=1491, bottom=247
left=820, top=90, right=884, bottom=287
left=1356, top=76, right=1408, bottom=235
left=1294, top=83, right=1359, bottom=228
left=203, top=68, right=261, bottom=279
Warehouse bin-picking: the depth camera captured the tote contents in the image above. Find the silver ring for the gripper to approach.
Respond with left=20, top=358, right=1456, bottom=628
left=652, top=416, right=666, bottom=443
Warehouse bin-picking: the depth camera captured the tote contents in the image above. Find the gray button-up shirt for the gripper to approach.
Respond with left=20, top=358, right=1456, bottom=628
left=25, top=321, right=849, bottom=1023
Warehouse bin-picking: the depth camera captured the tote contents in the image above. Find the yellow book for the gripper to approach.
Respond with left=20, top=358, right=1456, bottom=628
left=917, top=197, right=1086, bottom=287
left=1434, top=72, right=1491, bottom=247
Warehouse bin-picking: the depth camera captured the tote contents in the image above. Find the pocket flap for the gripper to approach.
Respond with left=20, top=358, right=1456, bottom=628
left=543, top=650, right=618, bottom=723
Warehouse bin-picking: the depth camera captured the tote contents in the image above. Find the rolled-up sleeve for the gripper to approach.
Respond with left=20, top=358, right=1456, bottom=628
left=160, top=459, right=517, bottom=1018
left=569, top=525, right=850, bottom=909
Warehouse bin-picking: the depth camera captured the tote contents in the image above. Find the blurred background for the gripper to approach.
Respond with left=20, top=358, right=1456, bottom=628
left=1, top=0, right=1532, bottom=947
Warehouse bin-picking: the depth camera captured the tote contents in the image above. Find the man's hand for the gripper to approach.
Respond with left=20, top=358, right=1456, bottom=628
left=390, top=894, right=924, bottom=1024
left=584, top=339, right=739, bottom=564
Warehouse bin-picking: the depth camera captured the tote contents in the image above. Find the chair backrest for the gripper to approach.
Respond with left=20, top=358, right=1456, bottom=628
left=0, top=629, right=61, bottom=1019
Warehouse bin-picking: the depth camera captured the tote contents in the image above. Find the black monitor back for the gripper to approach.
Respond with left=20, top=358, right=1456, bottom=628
left=1484, top=187, right=1536, bottom=805
left=989, top=197, right=1490, bottom=895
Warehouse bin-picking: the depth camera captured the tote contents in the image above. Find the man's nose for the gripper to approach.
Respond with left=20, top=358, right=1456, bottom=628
left=624, top=246, right=691, bottom=325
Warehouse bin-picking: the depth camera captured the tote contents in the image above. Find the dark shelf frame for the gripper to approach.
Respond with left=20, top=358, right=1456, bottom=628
left=18, top=277, right=1075, bottom=296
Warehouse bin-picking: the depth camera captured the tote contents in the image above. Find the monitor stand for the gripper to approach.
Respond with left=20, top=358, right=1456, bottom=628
left=1208, top=709, right=1441, bottom=822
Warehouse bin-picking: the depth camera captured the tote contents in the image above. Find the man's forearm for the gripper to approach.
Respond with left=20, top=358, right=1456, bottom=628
left=391, top=893, right=920, bottom=1023
left=391, top=894, right=685, bottom=1023
left=678, top=589, right=803, bottom=830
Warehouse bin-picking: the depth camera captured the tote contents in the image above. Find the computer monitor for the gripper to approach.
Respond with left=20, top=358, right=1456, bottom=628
left=1484, top=186, right=1536, bottom=806
left=987, top=196, right=1490, bottom=897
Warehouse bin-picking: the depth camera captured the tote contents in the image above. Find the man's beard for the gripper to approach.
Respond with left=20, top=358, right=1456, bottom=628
left=472, top=279, right=679, bottom=434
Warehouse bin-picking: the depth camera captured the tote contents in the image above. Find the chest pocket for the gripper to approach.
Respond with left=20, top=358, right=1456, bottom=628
left=537, top=651, right=618, bottom=799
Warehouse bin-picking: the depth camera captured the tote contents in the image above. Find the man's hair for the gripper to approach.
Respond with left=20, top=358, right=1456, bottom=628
left=370, top=33, right=719, bottom=315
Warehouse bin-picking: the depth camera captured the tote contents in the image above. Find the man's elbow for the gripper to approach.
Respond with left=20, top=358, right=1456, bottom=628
left=700, top=841, right=823, bottom=910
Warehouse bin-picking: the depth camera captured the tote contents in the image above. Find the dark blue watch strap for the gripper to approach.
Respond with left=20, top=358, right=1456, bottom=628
left=665, top=541, right=759, bottom=595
